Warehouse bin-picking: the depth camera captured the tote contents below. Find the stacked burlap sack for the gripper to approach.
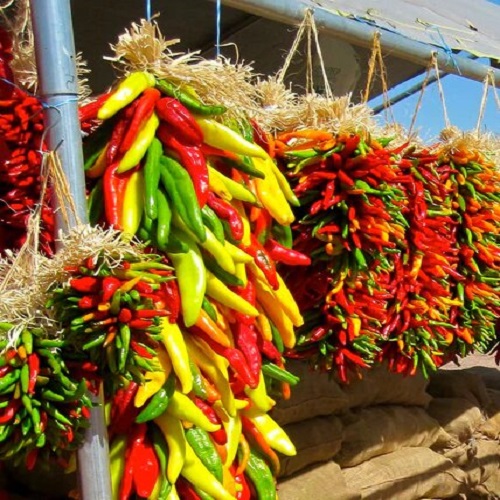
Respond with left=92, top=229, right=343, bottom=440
left=275, top=361, right=500, bottom=500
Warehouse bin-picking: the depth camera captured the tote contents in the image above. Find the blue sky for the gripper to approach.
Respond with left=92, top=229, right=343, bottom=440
left=370, top=61, right=499, bottom=141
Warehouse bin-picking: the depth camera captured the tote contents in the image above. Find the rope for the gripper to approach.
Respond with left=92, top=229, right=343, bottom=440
left=433, top=55, right=450, bottom=128
left=216, top=0, right=222, bottom=58
left=475, top=70, right=492, bottom=134
left=408, top=55, right=435, bottom=138
left=362, top=32, right=381, bottom=104
left=309, top=10, right=334, bottom=100
left=276, top=10, right=310, bottom=85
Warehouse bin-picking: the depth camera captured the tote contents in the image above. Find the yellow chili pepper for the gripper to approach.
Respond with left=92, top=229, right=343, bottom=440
left=244, top=411, right=296, bottom=456
left=206, top=272, right=259, bottom=317
left=255, top=307, right=273, bottom=342
left=120, top=169, right=145, bottom=236
left=134, top=349, right=172, bottom=407
left=255, top=276, right=296, bottom=349
left=221, top=412, right=242, bottom=467
left=181, top=440, right=236, bottom=500
left=231, top=200, right=251, bottom=247
left=98, top=71, right=156, bottom=120
left=167, top=391, right=220, bottom=432
left=86, top=145, right=108, bottom=179
left=252, top=263, right=303, bottom=327
left=252, top=157, right=294, bottom=225
left=244, top=372, right=275, bottom=413
left=196, top=118, right=267, bottom=159
left=208, top=164, right=233, bottom=201
left=267, top=156, right=300, bottom=206
left=234, top=262, right=247, bottom=287
left=159, top=318, right=193, bottom=394
left=224, top=240, right=253, bottom=264
left=117, top=112, right=160, bottom=173
left=208, top=167, right=257, bottom=204
left=155, top=412, right=186, bottom=483
left=186, top=336, right=236, bottom=417
left=109, top=435, right=127, bottom=500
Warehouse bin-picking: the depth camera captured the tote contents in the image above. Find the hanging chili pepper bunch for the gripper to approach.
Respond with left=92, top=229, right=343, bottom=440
left=0, top=27, right=55, bottom=256
left=0, top=322, right=92, bottom=471
left=274, top=130, right=410, bottom=380
left=377, top=148, right=461, bottom=377
left=77, top=71, right=306, bottom=499
left=437, top=141, right=500, bottom=361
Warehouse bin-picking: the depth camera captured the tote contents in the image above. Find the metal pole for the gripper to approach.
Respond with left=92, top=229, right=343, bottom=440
left=216, top=0, right=500, bottom=88
left=29, top=2, right=112, bottom=499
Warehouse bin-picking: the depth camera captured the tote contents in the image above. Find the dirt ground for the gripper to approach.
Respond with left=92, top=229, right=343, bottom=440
left=442, top=352, right=499, bottom=370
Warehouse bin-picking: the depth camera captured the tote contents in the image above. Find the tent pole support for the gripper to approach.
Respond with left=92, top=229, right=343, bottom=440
left=30, top=1, right=112, bottom=498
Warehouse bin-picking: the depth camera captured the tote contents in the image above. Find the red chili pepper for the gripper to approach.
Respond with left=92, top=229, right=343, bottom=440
left=157, top=125, right=209, bottom=206
left=130, top=340, right=154, bottom=359
left=264, top=238, right=311, bottom=266
left=70, top=276, right=100, bottom=294
left=120, top=88, right=161, bottom=153
left=0, top=366, right=10, bottom=378
left=25, top=448, right=38, bottom=471
left=0, top=399, right=20, bottom=424
left=207, top=191, right=244, bottom=241
left=241, top=416, right=280, bottom=474
left=162, top=280, right=181, bottom=324
left=176, top=479, right=202, bottom=500
left=103, top=163, right=137, bottom=229
left=129, top=319, right=153, bottom=329
left=155, top=97, right=203, bottom=146
left=118, top=308, right=133, bottom=323
left=244, top=235, right=279, bottom=290
left=102, top=276, right=122, bottom=303
left=78, top=295, right=99, bottom=310
left=133, top=281, right=154, bottom=295
left=133, top=309, right=167, bottom=319
left=233, top=323, right=261, bottom=384
left=193, top=397, right=228, bottom=445
left=131, top=429, right=160, bottom=498
left=78, top=92, right=111, bottom=123
left=27, top=353, right=39, bottom=395
left=106, top=111, right=130, bottom=166
left=250, top=119, right=271, bottom=155
left=110, top=381, right=139, bottom=437
left=196, top=330, right=257, bottom=388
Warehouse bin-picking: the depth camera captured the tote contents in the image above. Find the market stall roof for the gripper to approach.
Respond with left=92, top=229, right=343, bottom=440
left=69, top=0, right=500, bottom=97
left=301, top=0, right=500, bottom=63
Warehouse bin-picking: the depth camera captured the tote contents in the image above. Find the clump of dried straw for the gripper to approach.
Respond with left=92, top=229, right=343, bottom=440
left=107, top=19, right=257, bottom=122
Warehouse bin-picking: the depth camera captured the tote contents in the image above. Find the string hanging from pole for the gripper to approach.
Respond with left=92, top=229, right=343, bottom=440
left=216, top=0, right=221, bottom=57
left=432, top=55, right=451, bottom=129
left=408, top=55, right=435, bottom=138
left=475, top=70, right=492, bottom=135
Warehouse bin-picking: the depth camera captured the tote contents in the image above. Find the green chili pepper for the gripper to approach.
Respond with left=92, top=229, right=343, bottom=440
left=168, top=229, right=207, bottom=328
left=82, top=332, right=107, bottom=351
left=118, top=324, right=131, bottom=372
left=201, top=297, right=218, bottom=323
left=261, top=363, right=300, bottom=386
left=241, top=449, right=276, bottom=500
left=144, top=137, right=163, bottom=220
left=0, top=370, right=20, bottom=394
left=156, top=188, right=173, bottom=252
left=160, top=155, right=206, bottom=242
left=202, top=205, right=225, bottom=244
left=150, top=424, right=172, bottom=499
left=156, top=80, right=226, bottom=116
left=271, top=223, right=293, bottom=249
left=185, top=426, right=223, bottom=483
left=202, top=253, right=243, bottom=287
left=88, top=179, right=104, bottom=226
left=135, top=373, right=175, bottom=423
left=270, top=321, right=284, bottom=354
left=189, top=360, right=208, bottom=400
left=40, top=401, right=72, bottom=426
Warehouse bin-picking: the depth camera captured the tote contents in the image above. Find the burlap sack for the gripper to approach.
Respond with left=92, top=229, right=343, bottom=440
left=278, top=461, right=361, bottom=500
left=272, top=360, right=349, bottom=425
left=279, top=415, right=343, bottom=478
left=342, top=447, right=467, bottom=499
left=465, top=366, right=500, bottom=392
left=460, top=439, right=500, bottom=488
left=336, top=406, right=444, bottom=467
left=427, top=370, right=491, bottom=408
left=341, top=365, right=431, bottom=409
left=479, top=389, right=500, bottom=440
left=427, top=397, right=485, bottom=443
